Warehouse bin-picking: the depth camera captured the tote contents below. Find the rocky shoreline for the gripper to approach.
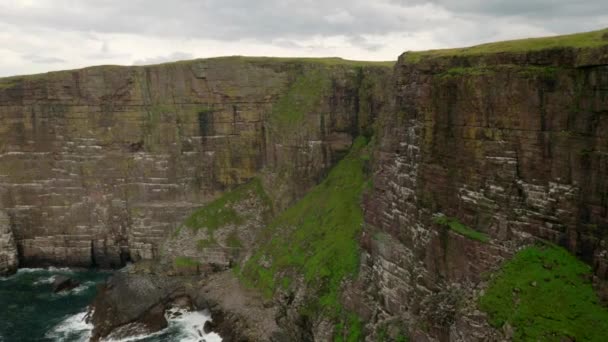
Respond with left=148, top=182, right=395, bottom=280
left=87, top=263, right=286, bottom=342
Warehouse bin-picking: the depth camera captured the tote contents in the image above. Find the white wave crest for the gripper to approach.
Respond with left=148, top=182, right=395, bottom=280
left=101, top=308, right=222, bottom=342
left=16, top=268, right=47, bottom=274
left=46, top=307, right=222, bottom=342
left=71, top=281, right=96, bottom=295
left=46, top=311, right=93, bottom=342
left=33, top=275, right=57, bottom=285
left=47, top=267, right=75, bottom=273
left=166, top=308, right=222, bottom=342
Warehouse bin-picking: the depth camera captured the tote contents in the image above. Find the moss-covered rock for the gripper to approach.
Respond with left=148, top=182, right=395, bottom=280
left=480, top=245, right=608, bottom=341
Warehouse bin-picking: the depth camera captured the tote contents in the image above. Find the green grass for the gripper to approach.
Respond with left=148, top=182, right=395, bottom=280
left=226, top=231, right=243, bottom=248
left=0, top=56, right=393, bottom=86
left=433, top=216, right=489, bottom=243
left=334, top=312, right=363, bottom=342
left=479, top=245, right=608, bottom=341
left=405, top=28, right=608, bottom=63
left=267, top=69, right=332, bottom=130
left=437, top=65, right=559, bottom=79
left=197, top=237, right=217, bottom=250
left=182, top=178, right=270, bottom=233
left=396, top=333, right=409, bottom=342
left=0, top=80, right=18, bottom=89
left=240, top=136, right=370, bottom=315
left=173, top=256, right=200, bottom=268
left=145, top=55, right=395, bottom=68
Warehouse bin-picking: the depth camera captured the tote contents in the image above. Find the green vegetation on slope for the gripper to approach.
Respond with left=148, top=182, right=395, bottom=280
left=183, top=178, right=270, bottom=233
left=405, top=28, right=608, bottom=63
left=0, top=79, right=18, bottom=89
left=334, top=312, right=363, bottom=342
left=173, top=178, right=271, bottom=250
left=241, top=136, right=370, bottom=315
left=434, top=215, right=489, bottom=243
left=479, top=245, right=608, bottom=341
left=437, top=65, right=560, bottom=79
left=267, top=68, right=332, bottom=133
left=0, top=56, right=394, bottom=88
left=173, top=256, right=199, bottom=268
left=148, top=56, right=395, bottom=68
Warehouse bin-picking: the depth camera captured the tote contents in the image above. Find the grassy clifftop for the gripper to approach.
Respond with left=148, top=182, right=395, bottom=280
left=0, top=56, right=393, bottom=85
left=404, top=27, right=608, bottom=63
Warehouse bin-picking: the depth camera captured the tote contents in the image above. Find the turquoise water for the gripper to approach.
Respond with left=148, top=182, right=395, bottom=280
left=0, top=268, right=109, bottom=341
left=0, top=268, right=222, bottom=342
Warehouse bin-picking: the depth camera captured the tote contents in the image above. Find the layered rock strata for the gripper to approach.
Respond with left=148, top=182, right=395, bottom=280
left=358, top=46, right=608, bottom=340
left=0, top=210, right=18, bottom=276
left=0, top=57, right=390, bottom=268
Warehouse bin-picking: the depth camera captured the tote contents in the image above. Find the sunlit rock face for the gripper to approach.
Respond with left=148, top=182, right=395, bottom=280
left=0, top=57, right=391, bottom=268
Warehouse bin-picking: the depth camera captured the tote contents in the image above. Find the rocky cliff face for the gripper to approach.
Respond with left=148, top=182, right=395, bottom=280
left=357, top=44, right=608, bottom=340
left=0, top=210, right=18, bottom=276
left=0, top=57, right=390, bottom=268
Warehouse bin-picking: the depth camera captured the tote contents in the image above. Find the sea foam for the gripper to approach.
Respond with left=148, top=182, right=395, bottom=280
left=49, top=307, right=223, bottom=342
left=46, top=311, right=93, bottom=342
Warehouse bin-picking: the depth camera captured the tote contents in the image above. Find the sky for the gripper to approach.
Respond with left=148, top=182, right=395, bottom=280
left=1, top=0, right=607, bottom=77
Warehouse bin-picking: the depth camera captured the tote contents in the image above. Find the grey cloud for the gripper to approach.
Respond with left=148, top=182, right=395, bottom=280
left=133, top=52, right=195, bottom=65
left=86, top=40, right=131, bottom=60
left=348, top=36, right=385, bottom=52
left=0, top=1, right=605, bottom=49
left=0, top=1, right=459, bottom=40
left=22, top=54, right=65, bottom=64
left=390, top=0, right=607, bottom=17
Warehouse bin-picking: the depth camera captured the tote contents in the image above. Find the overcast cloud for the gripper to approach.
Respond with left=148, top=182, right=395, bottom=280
left=0, top=0, right=606, bottom=77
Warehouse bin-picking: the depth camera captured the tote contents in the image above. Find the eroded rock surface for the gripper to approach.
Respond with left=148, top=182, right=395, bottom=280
left=0, top=210, right=18, bottom=276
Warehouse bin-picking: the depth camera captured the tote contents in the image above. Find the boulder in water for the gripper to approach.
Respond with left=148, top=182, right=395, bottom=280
left=52, top=276, right=80, bottom=293
left=88, top=273, right=182, bottom=341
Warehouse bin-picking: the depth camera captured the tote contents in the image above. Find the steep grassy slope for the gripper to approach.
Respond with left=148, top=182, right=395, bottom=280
left=164, top=178, right=273, bottom=267
left=240, top=136, right=370, bottom=317
left=181, top=178, right=271, bottom=234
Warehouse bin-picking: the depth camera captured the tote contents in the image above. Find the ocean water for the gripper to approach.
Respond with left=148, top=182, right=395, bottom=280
left=0, top=268, right=222, bottom=342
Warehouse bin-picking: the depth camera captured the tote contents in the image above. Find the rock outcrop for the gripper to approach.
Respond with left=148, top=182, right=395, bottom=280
left=88, top=272, right=182, bottom=341
left=51, top=275, right=81, bottom=293
left=0, top=210, right=18, bottom=276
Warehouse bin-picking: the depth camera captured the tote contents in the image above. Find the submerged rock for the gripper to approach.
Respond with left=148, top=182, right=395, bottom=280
left=52, top=276, right=80, bottom=293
